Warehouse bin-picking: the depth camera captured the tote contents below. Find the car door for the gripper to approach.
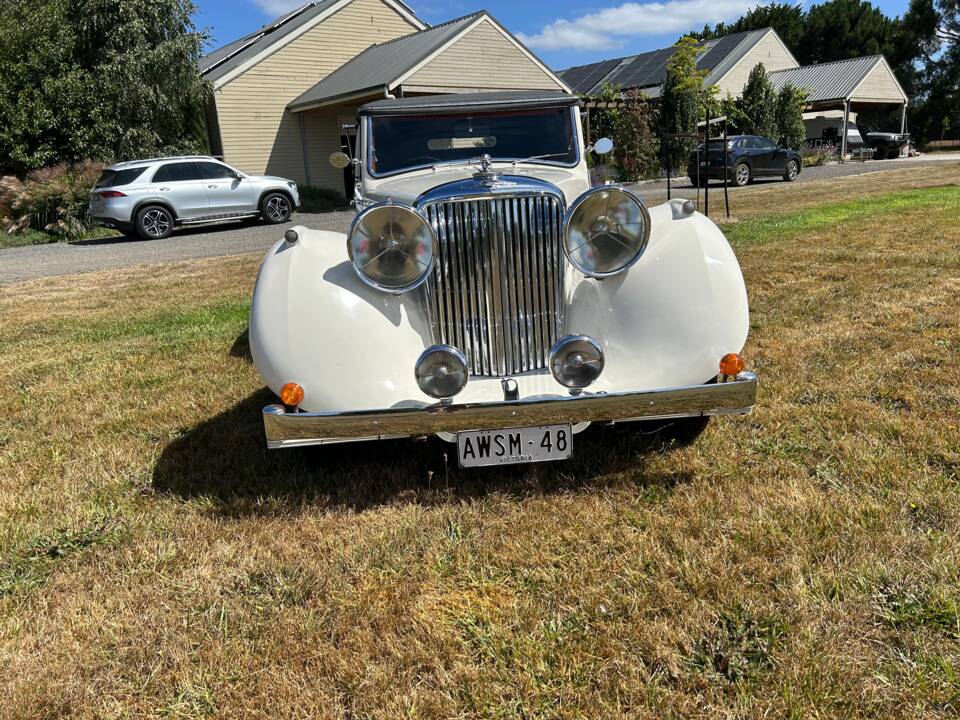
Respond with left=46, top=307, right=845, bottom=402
left=194, top=162, right=255, bottom=216
left=753, top=137, right=779, bottom=175
left=151, top=162, right=209, bottom=219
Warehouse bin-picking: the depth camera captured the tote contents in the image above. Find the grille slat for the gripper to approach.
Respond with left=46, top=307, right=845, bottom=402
left=423, top=193, right=565, bottom=377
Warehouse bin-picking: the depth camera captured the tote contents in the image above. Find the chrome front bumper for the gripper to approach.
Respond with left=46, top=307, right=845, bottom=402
left=262, top=372, right=757, bottom=450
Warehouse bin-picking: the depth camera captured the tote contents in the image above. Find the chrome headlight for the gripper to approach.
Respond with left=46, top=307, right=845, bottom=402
left=563, top=186, right=651, bottom=278
left=415, top=345, right=469, bottom=399
left=348, top=203, right=436, bottom=293
left=550, top=335, right=604, bottom=389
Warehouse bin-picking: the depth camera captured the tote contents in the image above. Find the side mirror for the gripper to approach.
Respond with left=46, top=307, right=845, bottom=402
left=329, top=151, right=352, bottom=170
left=235, top=171, right=244, bottom=180
left=591, top=138, right=614, bottom=156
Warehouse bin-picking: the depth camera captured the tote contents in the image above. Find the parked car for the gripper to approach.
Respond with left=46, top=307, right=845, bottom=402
left=89, top=156, right=300, bottom=240
left=857, top=122, right=910, bottom=160
left=805, top=115, right=910, bottom=159
left=688, top=135, right=802, bottom=187
left=249, top=91, right=757, bottom=467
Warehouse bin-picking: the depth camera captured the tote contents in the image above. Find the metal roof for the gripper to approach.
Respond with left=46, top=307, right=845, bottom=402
left=769, top=56, right=887, bottom=103
left=200, top=0, right=421, bottom=85
left=558, top=29, right=771, bottom=96
left=359, top=90, right=580, bottom=116
left=288, top=11, right=568, bottom=111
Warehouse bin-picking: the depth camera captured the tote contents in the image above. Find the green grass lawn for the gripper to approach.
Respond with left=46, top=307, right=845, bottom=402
left=1, top=176, right=959, bottom=718
left=0, top=225, right=120, bottom=249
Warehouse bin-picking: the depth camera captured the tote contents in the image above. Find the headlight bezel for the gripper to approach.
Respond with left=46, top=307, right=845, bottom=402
left=550, top=334, right=605, bottom=390
left=562, top=185, right=652, bottom=279
left=415, top=344, right=469, bottom=400
left=347, top=201, right=437, bottom=294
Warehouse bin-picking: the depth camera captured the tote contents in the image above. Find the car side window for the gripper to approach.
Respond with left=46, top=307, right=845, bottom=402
left=152, top=162, right=199, bottom=183
left=757, top=138, right=777, bottom=150
left=194, top=162, right=237, bottom=180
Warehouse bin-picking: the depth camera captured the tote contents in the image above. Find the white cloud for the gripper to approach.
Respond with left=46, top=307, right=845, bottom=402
left=252, top=0, right=307, bottom=16
left=517, top=0, right=758, bottom=51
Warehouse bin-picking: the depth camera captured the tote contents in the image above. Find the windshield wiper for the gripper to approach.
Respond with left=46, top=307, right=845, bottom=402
left=512, top=152, right=570, bottom=165
left=431, top=152, right=571, bottom=173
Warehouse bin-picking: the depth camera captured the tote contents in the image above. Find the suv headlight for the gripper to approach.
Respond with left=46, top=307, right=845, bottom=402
left=348, top=203, right=436, bottom=293
left=563, top=186, right=651, bottom=278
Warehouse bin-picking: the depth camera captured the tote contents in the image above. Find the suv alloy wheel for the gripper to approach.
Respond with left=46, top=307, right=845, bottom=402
left=261, top=193, right=292, bottom=224
left=734, top=162, right=751, bottom=187
left=136, top=205, right=173, bottom=240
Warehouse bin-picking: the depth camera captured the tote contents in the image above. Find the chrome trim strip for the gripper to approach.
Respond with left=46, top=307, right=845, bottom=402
left=262, top=372, right=758, bottom=449
left=364, top=108, right=583, bottom=179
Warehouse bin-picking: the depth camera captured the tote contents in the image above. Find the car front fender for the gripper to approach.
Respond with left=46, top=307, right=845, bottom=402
left=564, top=201, right=749, bottom=390
left=249, top=227, right=436, bottom=412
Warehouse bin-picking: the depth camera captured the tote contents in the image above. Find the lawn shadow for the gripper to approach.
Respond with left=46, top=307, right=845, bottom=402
left=152, top=389, right=696, bottom=516
left=229, top=329, right=252, bottom=362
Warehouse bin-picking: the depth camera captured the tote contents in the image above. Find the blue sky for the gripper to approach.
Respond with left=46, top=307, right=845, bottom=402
left=195, top=0, right=911, bottom=70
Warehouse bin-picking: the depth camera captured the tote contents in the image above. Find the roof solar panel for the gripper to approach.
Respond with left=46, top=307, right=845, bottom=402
left=615, top=47, right=673, bottom=89
left=580, top=59, right=622, bottom=93
left=697, top=32, right=744, bottom=71
left=561, top=58, right=622, bottom=94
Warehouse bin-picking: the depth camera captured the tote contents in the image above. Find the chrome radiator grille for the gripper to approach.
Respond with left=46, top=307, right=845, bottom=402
left=422, top=195, right=566, bottom=377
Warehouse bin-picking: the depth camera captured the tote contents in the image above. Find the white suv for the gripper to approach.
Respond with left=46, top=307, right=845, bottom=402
left=88, top=156, right=301, bottom=240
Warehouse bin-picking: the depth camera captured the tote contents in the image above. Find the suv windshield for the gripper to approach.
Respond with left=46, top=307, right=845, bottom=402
left=368, top=108, right=578, bottom=176
left=95, top=167, right=147, bottom=188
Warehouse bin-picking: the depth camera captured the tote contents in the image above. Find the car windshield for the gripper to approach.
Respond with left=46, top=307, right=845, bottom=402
left=859, top=122, right=880, bottom=134
left=95, top=167, right=146, bottom=188
left=368, top=108, right=578, bottom=175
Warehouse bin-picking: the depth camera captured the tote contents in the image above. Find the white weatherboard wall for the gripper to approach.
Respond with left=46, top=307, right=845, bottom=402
left=213, top=0, right=419, bottom=187
left=403, top=18, right=566, bottom=92
left=850, top=60, right=907, bottom=103
left=712, top=30, right=799, bottom=97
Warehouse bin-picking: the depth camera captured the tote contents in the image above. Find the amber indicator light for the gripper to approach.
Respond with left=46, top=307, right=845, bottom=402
left=280, top=383, right=305, bottom=407
left=719, top=353, right=745, bottom=376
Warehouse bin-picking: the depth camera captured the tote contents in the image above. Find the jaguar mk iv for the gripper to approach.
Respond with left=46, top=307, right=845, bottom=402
left=248, top=91, right=757, bottom=468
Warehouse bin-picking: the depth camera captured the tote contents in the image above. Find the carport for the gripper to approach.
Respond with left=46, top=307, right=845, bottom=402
left=769, top=56, right=909, bottom=159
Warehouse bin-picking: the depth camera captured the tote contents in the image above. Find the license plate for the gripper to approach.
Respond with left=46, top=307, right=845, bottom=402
left=457, top=425, right=572, bottom=468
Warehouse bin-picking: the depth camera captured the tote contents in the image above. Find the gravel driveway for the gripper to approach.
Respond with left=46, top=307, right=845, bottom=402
left=628, top=153, right=960, bottom=204
left=3, top=153, right=958, bottom=285
left=0, top=211, right=355, bottom=285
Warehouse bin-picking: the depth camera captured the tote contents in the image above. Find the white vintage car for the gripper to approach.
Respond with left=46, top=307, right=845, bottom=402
left=249, top=91, right=756, bottom=467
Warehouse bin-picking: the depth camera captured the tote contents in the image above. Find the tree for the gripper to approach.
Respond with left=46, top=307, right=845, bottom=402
left=774, top=84, right=808, bottom=149
left=900, top=0, right=958, bottom=143
left=738, top=64, right=779, bottom=139
left=689, top=3, right=804, bottom=48
left=797, top=0, right=903, bottom=66
left=613, top=91, right=660, bottom=181
left=659, top=37, right=715, bottom=171
left=0, top=0, right=209, bottom=175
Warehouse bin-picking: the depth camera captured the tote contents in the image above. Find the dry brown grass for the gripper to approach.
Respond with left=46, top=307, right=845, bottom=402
left=1, top=166, right=959, bottom=718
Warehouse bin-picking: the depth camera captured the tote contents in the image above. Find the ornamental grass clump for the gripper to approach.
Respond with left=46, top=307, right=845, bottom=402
left=1, top=160, right=103, bottom=240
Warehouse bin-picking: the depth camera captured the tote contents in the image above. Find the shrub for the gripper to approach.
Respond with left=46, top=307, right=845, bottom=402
left=802, top=142, right=839, bottom=167
left=1, top=160, right=104, bottom=240
left=613, top=90, right=660, bottom=182
left=775, top=83, right=808, bottom=150
left=298, top=185, right=350, bottom=214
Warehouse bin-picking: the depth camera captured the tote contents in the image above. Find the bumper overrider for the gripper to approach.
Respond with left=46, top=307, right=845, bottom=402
left=262, top=372, right=758, bottom=450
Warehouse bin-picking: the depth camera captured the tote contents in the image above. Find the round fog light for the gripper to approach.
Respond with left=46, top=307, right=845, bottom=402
left=415, top=345, right=468, bottom=399
left=550, top=335, right=604, bottom=389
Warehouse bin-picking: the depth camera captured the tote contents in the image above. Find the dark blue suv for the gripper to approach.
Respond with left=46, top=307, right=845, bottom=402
left=688, top=135, right=802, bottom=187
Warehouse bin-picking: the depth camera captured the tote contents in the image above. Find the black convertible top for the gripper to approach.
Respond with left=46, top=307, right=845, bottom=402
left=359, top=90, right=581, bottom=117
